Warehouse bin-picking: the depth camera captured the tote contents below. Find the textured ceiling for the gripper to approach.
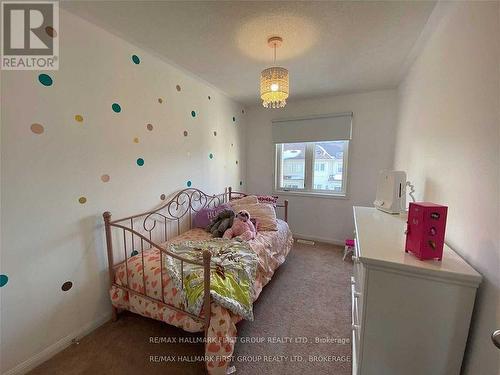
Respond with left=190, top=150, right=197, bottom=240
left=63, top=1, right=436, bottom=106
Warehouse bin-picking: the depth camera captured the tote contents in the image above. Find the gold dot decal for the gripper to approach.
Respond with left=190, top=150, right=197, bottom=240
left=183, top=130, right=188, bottom=137
left=31, top=123, right=44, bottom=134
left=213, top=131, right=217, bottom=136
left=133, top=137, right=139, bottom=143
left=101, top=174, right=110, bottom=183
left=158, top=98, right=163, bottom=104
left=146, top=124, right=153, bottom=131
left=78, top=197, right=87, bottom=204
left=236, top=160, right=239, bottom=165
left=74, top=115, right=83, bottom=123
left=176, top=85, right=181, bottom=92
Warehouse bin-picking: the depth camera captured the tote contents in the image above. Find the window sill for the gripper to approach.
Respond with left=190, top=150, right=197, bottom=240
left=273, top=190, right=349, bottom=200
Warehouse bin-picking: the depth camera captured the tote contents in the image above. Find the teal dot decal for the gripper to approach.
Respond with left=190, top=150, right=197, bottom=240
left=232, top=116, right=236, bottom=122
left=112, top=103, right=121, bottom=113
left=38, top=74, right=53, bottom=86
left=191, top=111, right=196, bottom=117
left=131, top=250, right=139, bottom=257
left=209, top=153, right=214, bottom=159
left=186, top=180, right=192, bottom=187
left=131, top=54, right=140, bottom=64
left=0, top=274, right=8, bottom=287
left=239, top=181, right=243, bottom=186
left=136, top=158, right=144, bottom=166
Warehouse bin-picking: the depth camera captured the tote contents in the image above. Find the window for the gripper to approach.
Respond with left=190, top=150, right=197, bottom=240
left=275, top=140, right=349, bottom=196
left=272, top=112, right=352, bottom=197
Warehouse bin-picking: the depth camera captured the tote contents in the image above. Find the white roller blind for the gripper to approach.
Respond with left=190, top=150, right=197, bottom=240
left=272, top=112, right=352, bottom=143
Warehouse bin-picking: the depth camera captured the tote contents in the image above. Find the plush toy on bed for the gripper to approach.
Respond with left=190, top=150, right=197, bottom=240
left=223, top=210, right=256, bottom=241
left=206, top=209, right=235, bottom=238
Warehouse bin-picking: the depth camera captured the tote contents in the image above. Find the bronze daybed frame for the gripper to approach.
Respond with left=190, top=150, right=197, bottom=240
left=103, top=186, right=289, bottom=339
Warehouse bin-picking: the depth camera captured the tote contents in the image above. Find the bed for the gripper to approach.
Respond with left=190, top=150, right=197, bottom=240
left=103, top=187, right=293, bottom=374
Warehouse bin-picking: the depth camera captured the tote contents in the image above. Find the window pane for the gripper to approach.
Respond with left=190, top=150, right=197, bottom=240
left=280, top=142, right=306, bottom=189
left=313, top=141, right=347, bottom=192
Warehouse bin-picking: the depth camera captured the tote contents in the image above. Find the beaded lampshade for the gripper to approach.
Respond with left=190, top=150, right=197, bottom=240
left=260, top=36, right=289, bottom=109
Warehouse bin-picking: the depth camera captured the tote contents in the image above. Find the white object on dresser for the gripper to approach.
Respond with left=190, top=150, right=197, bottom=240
left=352, top=206, right=481, bottom=375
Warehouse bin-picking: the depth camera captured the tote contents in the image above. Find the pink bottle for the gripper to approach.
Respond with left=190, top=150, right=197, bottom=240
left=405, top=202, right=448, bottom=261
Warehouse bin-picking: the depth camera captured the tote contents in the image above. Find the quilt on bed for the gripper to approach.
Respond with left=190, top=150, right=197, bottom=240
left=110, top=218, right=293, bottom=374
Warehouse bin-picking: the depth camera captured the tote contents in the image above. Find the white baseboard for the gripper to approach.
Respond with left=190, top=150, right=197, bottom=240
left=293, top=233, right=345, bottom=247
left=3, top=312, right=111, bottom=375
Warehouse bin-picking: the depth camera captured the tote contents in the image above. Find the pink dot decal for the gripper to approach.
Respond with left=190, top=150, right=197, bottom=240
left=101, top=174, right=110, bottom=183
left=146, top=124, right=153, bottom=131
left=30, top=123, right=44, bottom=134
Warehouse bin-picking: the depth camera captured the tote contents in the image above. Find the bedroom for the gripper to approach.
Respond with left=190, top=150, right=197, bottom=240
left=0, top=1, right=499, bottom=375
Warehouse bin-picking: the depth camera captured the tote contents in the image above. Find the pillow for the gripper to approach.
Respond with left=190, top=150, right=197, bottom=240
left=230, top=195, right=258, bottom=205
left=193, top=203, right=232, bottom=228
left=230, top=202, right=277, bottom=231
left=257, top=195, right=278, bottom=207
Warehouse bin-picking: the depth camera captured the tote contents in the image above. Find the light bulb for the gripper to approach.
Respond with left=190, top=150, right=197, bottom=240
left=270, top=83, right=279, bottom=92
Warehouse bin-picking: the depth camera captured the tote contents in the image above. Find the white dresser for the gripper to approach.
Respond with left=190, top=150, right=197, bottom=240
left=352, top=207, right=481, bottom=375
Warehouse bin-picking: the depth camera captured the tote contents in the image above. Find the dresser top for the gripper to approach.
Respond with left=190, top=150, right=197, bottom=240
left=353, top=206, right=481, bottom=286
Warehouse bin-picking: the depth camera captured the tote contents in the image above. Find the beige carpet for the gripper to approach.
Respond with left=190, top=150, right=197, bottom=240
left=29, top=241, right=352, bottom=375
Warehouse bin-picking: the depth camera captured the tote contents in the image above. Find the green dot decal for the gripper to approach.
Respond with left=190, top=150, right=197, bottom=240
left=112, top=103, right=121, bottom=113
left=232, top=116, right=236, bottom=122
left=0, top=274, right=8, bottom=287
left=38, top=74, right=53, bottom=86
left=209, top=153, right=214, bottom=159
left=240, top=181, right=243, bottom=186
left=186, top=180, right=192, bottom=187
left=131, top=54, right=140, bottom=64
left=131, top=250, right=139, bottom=256
left=137, top=158, right=144, bottom=166
left=191, top=111, right=196, bottom=117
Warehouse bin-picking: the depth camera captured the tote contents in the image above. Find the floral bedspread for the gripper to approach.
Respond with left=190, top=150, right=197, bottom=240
left=110, top=219, right=293, bottom=374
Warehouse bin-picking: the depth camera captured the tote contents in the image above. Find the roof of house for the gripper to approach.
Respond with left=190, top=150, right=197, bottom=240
left=283, top=142, right=344, bottom=160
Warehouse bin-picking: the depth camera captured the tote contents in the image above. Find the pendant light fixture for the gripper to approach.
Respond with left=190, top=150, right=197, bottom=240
left=260, top=36, right=289, bottom=109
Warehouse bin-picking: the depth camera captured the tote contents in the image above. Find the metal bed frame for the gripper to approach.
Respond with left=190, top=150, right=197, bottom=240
left=103, top=186, right=288, bottom=340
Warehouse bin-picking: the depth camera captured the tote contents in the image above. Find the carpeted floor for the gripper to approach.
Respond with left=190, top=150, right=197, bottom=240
left=29, top=241, right=353, bottom=375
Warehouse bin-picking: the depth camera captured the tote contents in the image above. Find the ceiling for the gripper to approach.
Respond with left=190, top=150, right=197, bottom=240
left=62, top=1, right=436, bottom=106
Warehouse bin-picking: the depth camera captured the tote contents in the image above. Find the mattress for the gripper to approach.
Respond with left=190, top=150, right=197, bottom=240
left=110, top=219, right=293, bottom=374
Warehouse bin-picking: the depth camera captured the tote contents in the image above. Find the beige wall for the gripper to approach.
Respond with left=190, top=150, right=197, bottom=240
left=0, top=9, right=246, bottom=374
left=246, top=90, right=398, bottom=244
left=394, top=1, right=500, bottom=373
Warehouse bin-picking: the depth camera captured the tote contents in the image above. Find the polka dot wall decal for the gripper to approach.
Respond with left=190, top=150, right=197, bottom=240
left=38, top=73, right=53, bottom=86
left=160, top=194, right=166, bottom=200
left=45, top=26, right=57, bottom=38
left=191, top=111, right=196, bottom=117
left=133, top=137, right=139, bottom=143
left=209, top=153, right=214, bottom=159
left=61, top=281, right=73, bottom=291
left=158, top=98, right=163, bottom=104
left=183, top=130, right=188, bottom=137
left=236, top=160, right=239, bottom=165
left=101, top=174, right=110, bottom=183
left=137, top=158, right=145, bottom=166
left=78, top=196, right=87, bottom=204
left=232, top=116, right=236, bottom=122
left=112, top=103, right=121, bottom=113
left=0, top=274, right=8, bottom=287
left=176, top=85, right=181, bottom=92
left=146, top=123, right=153, bottom=131
left=74, top=114, right=83, bottom=122
left=213, top=131, right=217, bottom=136
left=131, top=250, right=139, bottom=256
left=242, top=109, right=245, bottom=114
left=30, top=123, right=44, bottom=134
left=240, top=181, right=243, bottom=186
left=186, top=180, right=192, bottom=187
left=131, top=54, right=140, bottom=64
left=208, top=95, right=211, bottom=100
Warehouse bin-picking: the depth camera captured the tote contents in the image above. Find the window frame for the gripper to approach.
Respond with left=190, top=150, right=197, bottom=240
left=274, top=141, right=350, bottom=198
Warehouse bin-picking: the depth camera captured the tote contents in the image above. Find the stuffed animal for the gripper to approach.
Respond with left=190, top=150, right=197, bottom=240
left=223, top=210, right=256, bottom=241
left=206, top=209, right=234, bottom=238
